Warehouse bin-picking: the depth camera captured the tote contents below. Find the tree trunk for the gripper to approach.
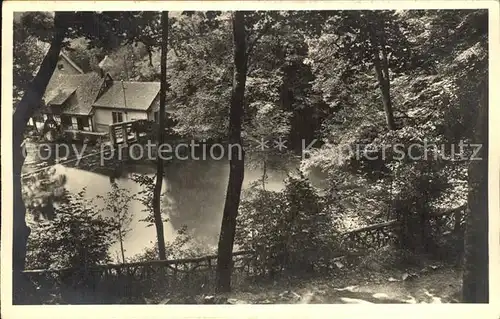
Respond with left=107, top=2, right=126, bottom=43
left=118, top=227, right=126, bottom=263
left=368, top=24, right=396, bottom=131
left=152, top=11, right=169, bottom=261
left=373, top=50, right=395, bottom=130
left=462, top=80, right=488, bottom=303
left=147, top=46, right=154, bottom=67
left=114, top=205, right=126, bottom=263
left=216, top=11, right=248, bottom=293
left=262, top=159, right=267, bottom=191
left=12, top=13, right=67, bottom=303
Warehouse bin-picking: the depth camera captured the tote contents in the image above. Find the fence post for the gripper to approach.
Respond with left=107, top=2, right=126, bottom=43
left=122, top=123, right=128, bottom=145
left=109, top=124, right=116, bottom=146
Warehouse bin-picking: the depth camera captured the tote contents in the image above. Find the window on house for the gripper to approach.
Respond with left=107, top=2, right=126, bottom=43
left=76, top=117, right=84, bottom=130
left=61, top=115, right=72, bottom=128
left=154, top=111, right=159, bottom=123
left=112, top=112, right=124, bottom=124
left=76, top=116, right=89, bottom=131
left=58, top=63, right=64, bottom=70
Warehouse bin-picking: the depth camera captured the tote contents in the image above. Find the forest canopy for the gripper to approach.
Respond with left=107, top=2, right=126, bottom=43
left=12, top=9, right=489, bottom=304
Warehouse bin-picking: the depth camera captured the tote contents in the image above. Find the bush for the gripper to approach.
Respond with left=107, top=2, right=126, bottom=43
left=235, top=173, right=341, bottom=278
left=26, top=189, right=118, bottom=270
left=391, top=161, right=450, bottom=254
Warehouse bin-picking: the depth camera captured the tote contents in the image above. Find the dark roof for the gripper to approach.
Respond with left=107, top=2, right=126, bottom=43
left=42, top=72, right=105, bottom=116
left=47, top=88, right=76, bottom=105
left=93, top=81, right=160, bottom=111
left=149, top=95, right=161, bottom=112
left=59, top=52, right=84, bottom=74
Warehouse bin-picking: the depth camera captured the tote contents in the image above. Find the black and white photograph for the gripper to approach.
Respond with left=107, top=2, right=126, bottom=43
left=1, top=0, right=499, bottom=316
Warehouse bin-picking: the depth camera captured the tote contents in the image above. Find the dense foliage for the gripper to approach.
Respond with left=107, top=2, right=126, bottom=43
left=236, top=174, right=340, bottom=277
left=26, top=189, right=118, bottom=269
left=300, top=9, right=486, bottom=254
left=15, top=9, right=488, bottom=302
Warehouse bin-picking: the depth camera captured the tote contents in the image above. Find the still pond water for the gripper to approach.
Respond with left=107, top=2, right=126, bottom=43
left=23, top=141, right=331, bottom=260
left=56, top=160, right=290, bottom=259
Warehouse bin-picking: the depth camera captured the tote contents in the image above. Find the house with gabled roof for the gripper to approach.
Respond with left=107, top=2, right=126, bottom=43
left=38, top=53, right=162, bottom=135
left=92, top=81, right=161, bottom=132
left=56, top=52, right=85, bottom=75
left=41, top=71, right=107, bottom=132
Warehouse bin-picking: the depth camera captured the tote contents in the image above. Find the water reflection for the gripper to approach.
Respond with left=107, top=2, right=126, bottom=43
left=23, top=142, right=301, bottom=259
left=49, top=158, right=292, bottom=259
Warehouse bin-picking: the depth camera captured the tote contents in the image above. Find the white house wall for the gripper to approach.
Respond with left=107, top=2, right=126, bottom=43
left=93, top=108, right=149, bottom=132
left=147, top=109, right=156, bottom=121
left=126, top=110, right=149, bottom=122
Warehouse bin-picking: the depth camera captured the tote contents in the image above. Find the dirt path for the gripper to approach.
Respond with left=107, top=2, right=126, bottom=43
left=206, top=267, right=462, bottom=304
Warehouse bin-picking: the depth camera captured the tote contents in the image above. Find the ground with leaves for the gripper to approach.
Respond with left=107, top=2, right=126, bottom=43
left=144, top=260, right=461, bottom=304
left=227, top=268, right=459, bottom=304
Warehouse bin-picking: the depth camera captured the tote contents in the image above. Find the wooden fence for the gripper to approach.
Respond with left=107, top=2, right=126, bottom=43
left=20, top=206, right=465, bottom=304
left=108, top=120, right=160, bottom=146
left=340, top=205, right=466, bottom=251
left=21, top=251, right=254, bottom=304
